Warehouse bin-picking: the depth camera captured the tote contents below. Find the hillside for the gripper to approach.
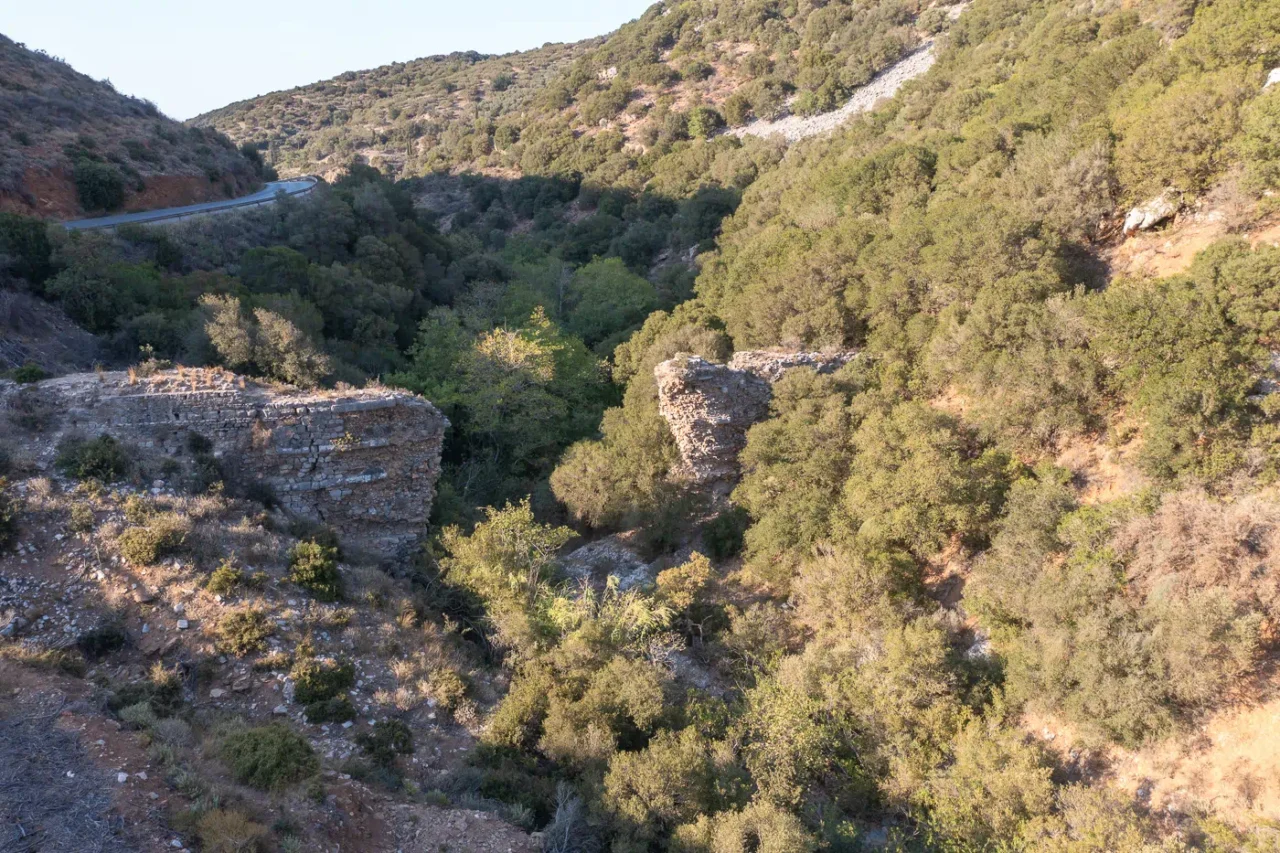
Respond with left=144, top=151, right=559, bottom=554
left=194, top=42, right=595, bottom=182
left=0, top=34, right=265, bottom=219
left=194, top=0, right=949, bottom=185
left=8, top=0, right=1280, bottom=849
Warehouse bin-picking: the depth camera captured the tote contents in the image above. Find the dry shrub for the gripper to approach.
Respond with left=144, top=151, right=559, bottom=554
left=0, top=644, right=87, bottom=677
left=6, top=385, right=57, bottom=432
left=1115, top=490, right=1280, bottom=620
left=197, top=808, right=268, bottom=853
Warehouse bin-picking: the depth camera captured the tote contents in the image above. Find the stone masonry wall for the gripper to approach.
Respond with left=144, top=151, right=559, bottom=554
left=0, top=368, right=448, bottom=556
left=655, top=350, right=858, bottom=494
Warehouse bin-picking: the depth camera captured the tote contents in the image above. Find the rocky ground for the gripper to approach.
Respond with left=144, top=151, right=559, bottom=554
left=0, top=468, right=538, bottom=852
left=728, top=42, right=939, bottom=144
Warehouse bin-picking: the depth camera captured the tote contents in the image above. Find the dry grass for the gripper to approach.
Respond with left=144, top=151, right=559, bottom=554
left=1115, top=488, right=1280, bottom=620
left=0, top=644, right=87, bottom=677
left=0, top=704, right=133, bottom=852
left=1108, top=671, right=1280, bottom=827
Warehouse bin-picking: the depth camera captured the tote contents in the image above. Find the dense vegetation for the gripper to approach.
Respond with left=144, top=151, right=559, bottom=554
left=0, top=156, right=745, bottom=518
left=196, top=0, right=940, bottom=185
left=7, top=0, right=1280, bottom=848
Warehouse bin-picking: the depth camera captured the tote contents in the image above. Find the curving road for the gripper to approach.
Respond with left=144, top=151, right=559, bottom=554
left=63, top=178, right=318, bottom=231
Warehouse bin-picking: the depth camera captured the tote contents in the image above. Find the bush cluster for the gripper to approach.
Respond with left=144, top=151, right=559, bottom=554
left=0, top=479, right=19, bottom=552
left=290, top=656, right=355, bottom=705
left=115, top=512, right=190, bottom=565
left=72, top=160, right=125, bottom=211
left=215, top=610, right=273, bottom=657
left=355, top=719, right=414, bottom=766
left=220, top=724, right=318, bottom=790
left=55, top=435, right=130, bottom=482
left=288, top=541, right=343, bottom=601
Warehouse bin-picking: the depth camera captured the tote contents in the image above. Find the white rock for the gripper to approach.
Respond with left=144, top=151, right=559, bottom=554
left=135, top=771, right=147, bottom=780
left=176, top=619, right=190, bottom=630
left=342, top=720, right=354, bottom=729
left=1123, top=191, right=1179, bottom=234
left=273, top=704, right=288, bottom=715
left=117, top=772, right=129, bottom=784
left=1268, top=67, right=1280, bottom=88
left=209, top=688, right=226, bottom=698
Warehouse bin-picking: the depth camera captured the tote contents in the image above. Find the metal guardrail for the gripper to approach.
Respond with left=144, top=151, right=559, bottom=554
left=63, top=177, right=320, bottom=232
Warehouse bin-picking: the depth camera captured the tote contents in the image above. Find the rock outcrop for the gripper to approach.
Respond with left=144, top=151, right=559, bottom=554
left=1123, top=190, right=1179, bottom=235
left=0, top=368, right=447, bottom=556
left=655, top=350, right=858, bottom=493
left=562, top=536, right=655, bottom=591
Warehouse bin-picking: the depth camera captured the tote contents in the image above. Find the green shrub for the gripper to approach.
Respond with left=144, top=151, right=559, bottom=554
left=109, top=662, right=183, bottom=718
left=428, top=668, right=469, bottom=713
left=122, top=494, right=153, bottom=525
left=220, top=724, right=318, bottom=790
left=118, top=700, right=158, bottom=730
left=355, top=719, right=414, bottom=766
left=686, top=106, right=724, bottom=139
left=290, top=656, right=355, bottom=705
left=1240, top=86, right=1280, bottom=194
left=288, top=541, right=343, bottom=601
left=702, top=506, right=748, bottom=560
left=189, top=452, right=224, bottom=493
left=72, top=160, right=126, bottom=211
left=1112, top=70, right=1249, bottom=201
left=0, top=212, right=53, bottom=284
left=206, top=559, right=245, bottom=595
left=55, top=435, right=130, bottom=482
left=0, top=478, right=19, bottom=551
left=304, top=695, right=356, bottom=724
left=11, top=363, right=46, bottom=384
left=216, top=610, right=273, bottom=657
left=115, top=512, right=190, bottom=565
left=921, top=721, right=1055, bottom=847
left=67, top=501, right=96, bottom=533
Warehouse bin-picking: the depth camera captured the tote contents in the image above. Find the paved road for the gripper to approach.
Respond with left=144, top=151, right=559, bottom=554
left=63, top=178, right=317, bottom=231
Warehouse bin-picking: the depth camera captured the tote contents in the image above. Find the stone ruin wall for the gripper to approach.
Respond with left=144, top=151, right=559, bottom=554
left=655, top=350, right=859, bottom=494
left=0, top=368, right=448, bottom=556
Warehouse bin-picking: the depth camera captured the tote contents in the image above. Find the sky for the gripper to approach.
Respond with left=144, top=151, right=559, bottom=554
left=5, top=0, right=655, bottom=120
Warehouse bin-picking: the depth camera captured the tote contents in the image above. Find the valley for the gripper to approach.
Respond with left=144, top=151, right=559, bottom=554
left=5, top=0, right=1280, bottom=850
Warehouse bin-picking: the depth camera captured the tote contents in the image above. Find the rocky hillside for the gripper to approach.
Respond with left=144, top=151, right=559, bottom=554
left=194, top=0, right=955, bottom=183
left=0, top=370, right=538, bottom=851
left=193, top=42, right=594, bottom=182
left=11, top=0, right=1280, bottom=848
left=0, top=34, right=265, bottom=219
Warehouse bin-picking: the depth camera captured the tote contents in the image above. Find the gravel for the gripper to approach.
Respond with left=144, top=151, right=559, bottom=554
left=728, top=41, right=939, bottom=143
